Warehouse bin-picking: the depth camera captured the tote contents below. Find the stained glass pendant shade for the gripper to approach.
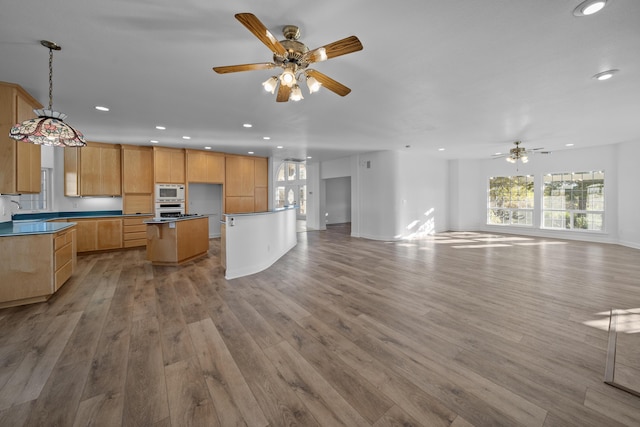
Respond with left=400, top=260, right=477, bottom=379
left=9, top=40, right=86, bottom=147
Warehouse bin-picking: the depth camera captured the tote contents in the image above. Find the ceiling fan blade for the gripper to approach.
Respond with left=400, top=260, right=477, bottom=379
left=276, top=84, right=291, bottom=102
left=235, top=13, right=287, bottom=56
left=303, top=35, right=363, bottom=63
left=213, top=62, right=276, bottom=74
left=306, top=70, right=351, bottom=96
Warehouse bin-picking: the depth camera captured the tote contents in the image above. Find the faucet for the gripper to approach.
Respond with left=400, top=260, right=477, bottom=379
left=11, top=200, right=21, bottom=210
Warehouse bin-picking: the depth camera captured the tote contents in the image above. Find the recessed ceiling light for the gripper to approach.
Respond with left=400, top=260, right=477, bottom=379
left=248, top=151, right=254, bottom=154
left=307, top=156, right=312, bottom=159
left=593, top=69, right=619, bottom=80
left=573, top=0, right=607, bottom=16
left=155, top=125, right=166, bottom=130
left=182, top=136, right=191, bottom=140
left=276, top=145, right=284, bottom=149
left=243, top=123, right=252, bottom=128
left=150, top=140, right=158, bottom=144
left=204, top=146, right=211, bottom=150
left=495, top=152, right=502, bottom=156
left=438, top=148, right=445, bottom=151
left=263, top=136, right=271, bottom=140
left=95, top=105, right=109, bottom=112
left=566, top=143, right=575, bottom=147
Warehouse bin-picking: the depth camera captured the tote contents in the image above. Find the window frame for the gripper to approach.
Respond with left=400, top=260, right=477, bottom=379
left=541, top=171, right=605, bottom=232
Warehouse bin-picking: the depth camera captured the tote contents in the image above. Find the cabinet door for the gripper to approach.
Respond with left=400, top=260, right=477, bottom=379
left=75, top=220, right=98, bottom=252
left=122, top=146, right=153, bottom=193
left=16, top=142, right=41, bottom=193
left=97, top=219, right=123, bottom=250
left=225, top=156, right=254, bottom=197
left=101, top=147, right=122, bottom=195
left=79, top=145, right=102, bottom=195
left=170, top=150, right=185, bottom=183
left=155, top=148, right=185, bottom=184
left=154, top=149, right=172, bottom=183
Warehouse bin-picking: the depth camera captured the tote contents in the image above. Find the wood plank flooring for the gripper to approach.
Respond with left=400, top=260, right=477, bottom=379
left=2, top=224, right=640, bottom=426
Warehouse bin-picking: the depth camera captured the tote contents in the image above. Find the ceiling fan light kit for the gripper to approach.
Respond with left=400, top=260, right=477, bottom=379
left=9, top=40, right=86, bottom=147
left=213, top=13, right=363, bottom=102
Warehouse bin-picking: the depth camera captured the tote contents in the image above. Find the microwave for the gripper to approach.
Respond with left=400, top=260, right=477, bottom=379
left=155, top=183, right=185, bottom=202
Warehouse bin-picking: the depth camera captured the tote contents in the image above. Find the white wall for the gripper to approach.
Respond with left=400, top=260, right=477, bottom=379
left=305, top=163, right=322, bottom=230
left=448, top=159, right=483, bottom=231
left=188, top=183, right=222, bottom=238
left=395, top=151, right=449, bottom=238
left=617, top=141, right=640, bottom=249
left=325, top=177, right=351, bottom=224
left=352, top=151, right=400, bottom=240
left=320, top=156, right=351, bottom=179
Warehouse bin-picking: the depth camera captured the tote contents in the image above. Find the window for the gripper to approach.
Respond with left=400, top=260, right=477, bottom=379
left=16, top=168, right=49, bottom=211
left=275, top=162, right=307, bottom=217
left=487, top=175, right=534, bottom=226
left=542, top=171, right=604, bottom=231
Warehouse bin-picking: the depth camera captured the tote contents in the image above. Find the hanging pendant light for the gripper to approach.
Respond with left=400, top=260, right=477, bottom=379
left=9, top=40, right=86, bottom=147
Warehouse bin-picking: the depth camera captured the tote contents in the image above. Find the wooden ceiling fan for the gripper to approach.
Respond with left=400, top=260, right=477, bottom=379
left=213, top=13, right=363, bottom=102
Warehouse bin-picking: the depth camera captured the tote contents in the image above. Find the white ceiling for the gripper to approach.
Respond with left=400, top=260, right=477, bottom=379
left=1, top=0, right=639, bottom=163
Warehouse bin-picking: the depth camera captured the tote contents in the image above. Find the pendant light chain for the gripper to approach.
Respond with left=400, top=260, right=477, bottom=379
left=48, top=47, right=54, bottom=111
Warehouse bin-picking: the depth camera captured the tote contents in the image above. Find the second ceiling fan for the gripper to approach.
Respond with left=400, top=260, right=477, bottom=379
left=213, top=13, right=363, bottom=102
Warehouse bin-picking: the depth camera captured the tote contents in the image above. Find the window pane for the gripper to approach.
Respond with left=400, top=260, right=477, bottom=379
left=277, top=165, right=285, bottom=182
left=287, top=163, right=296, bottom=181
left=487, top=175, right=534, bottom=226
left=542, top=170, right=605, bottom=231
left=299, top=164, right=306, bottom=180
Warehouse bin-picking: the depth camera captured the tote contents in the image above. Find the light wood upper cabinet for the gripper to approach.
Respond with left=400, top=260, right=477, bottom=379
left=122, top=145, right=153, bottom=193
left=186, top=149, right=224, bottom=183
left=154, top=147, right=185, bottom=184
left=225, top=155, right=269, bottom=213
left=225, top=156, right=255, bottom=197
left=254, top=157, right=268, bottom=187
left=121, top=145, right=153, bottom=214
left=0, top=82, right=43, bottom=194
left=64, top=141, right=122, bottom=196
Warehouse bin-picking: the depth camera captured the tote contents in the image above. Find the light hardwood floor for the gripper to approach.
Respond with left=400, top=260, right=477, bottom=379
left=1, top=225, right=640, bottom=426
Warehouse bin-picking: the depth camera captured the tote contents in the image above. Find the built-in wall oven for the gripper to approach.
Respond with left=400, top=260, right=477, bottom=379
left=156, top=183, right=185, bottom=202
left=155, top=184, right=186, bottom=218
left=155, top=202, right=185, bottom=218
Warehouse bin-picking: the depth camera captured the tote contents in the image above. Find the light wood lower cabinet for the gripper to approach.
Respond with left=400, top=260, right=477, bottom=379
left=123, top=215, right=153, bottom=248
left=74, top=218, right=123, bottom=252
left=0, top=226, right=76, bottom=308
left=146, top=217, right=209, bottom=264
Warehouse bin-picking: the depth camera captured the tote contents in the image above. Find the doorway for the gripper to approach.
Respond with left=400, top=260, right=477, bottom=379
left=275, top=162, right=307, bottom=223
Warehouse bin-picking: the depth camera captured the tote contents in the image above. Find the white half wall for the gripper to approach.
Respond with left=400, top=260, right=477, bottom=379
left=224, top=207, right=297, bottom=280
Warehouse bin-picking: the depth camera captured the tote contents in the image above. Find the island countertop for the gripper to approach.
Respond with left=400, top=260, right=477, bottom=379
left=144, top=214, right=205, bottom=224
left=0, top=221, right=77, bottom=237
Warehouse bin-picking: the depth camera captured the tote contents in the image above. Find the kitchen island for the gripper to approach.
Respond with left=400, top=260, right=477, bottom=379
left=0, top=221, right=77, bottom=308
left=145, top=215, right=209, bottom=265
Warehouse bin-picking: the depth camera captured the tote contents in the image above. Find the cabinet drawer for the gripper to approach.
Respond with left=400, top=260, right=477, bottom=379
left=55, top=260, right=73, bottom=291
left=54, top=230, right=73, bottom=250
left=124, top=238, right=147, bottom=248
left=124, top=224, right=147, bottom=233
left=124, top=231, right=147, bottom=241
left=124, top=216, right=150, bottom=226
left=55, top=242, right=73, bottom=270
